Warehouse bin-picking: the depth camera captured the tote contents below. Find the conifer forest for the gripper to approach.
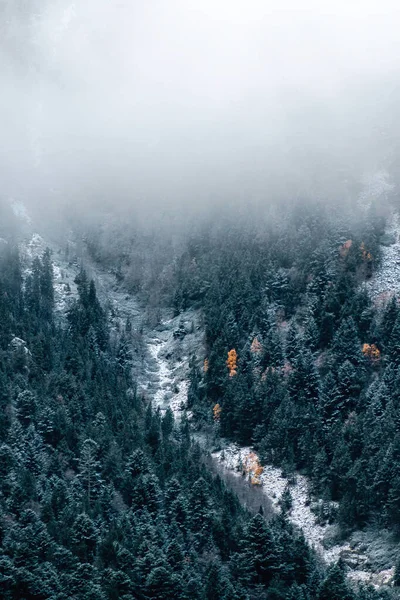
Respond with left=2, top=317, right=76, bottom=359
left=3, top=1, right=400, bottom=599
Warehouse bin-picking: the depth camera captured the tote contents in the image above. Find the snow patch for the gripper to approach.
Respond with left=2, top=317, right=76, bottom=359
left=357, top=170, right=400, bottom=301
left=21, top=233, right=47, bottom=263
left=347, top=567, right=395, bottom=588
left=367, top=210, right=400, bottom=300
left=146, top=331, right=191, bottom=417
left=213, top=445, right=343, bottom=560
left=212, top=444, right=395, bottom=587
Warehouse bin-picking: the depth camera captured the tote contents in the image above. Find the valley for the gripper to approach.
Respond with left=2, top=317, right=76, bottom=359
left=20, top=211, right=399, bottom=591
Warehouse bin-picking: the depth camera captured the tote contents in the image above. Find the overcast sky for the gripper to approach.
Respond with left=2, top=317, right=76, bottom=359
left=1, top=0, right=400, bottom=217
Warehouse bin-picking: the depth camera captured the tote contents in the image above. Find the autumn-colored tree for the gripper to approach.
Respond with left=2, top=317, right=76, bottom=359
left=252, top=465, right=264, bottom=486
left=339, top=239, right=352, bottom=258
left=360, top=242, right=372, bottom=262
left=362, top=343, right=380, bottom=361
left=213, top=403, right=222, bottom=421
left=250, top=337, right=263, bottom=354
left=203, top=358, right=209, bottom=373
left=242, top=451, right=264, bottom=485
left=227, top=349, right=238, bottom=377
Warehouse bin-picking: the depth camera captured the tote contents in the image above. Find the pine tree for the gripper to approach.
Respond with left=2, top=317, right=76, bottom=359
left=332, top=317, right=363, bottom=367
left=380, top=295, right=399, bottom=348
left=77, top=439, right=102, bottom=507
left=318, top=561, right=354, bottom=600
left=245, top=513, right=278, bottom=585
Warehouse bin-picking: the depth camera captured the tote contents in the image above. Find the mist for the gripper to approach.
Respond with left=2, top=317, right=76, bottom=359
left=2, top=0, right=400, bottom=222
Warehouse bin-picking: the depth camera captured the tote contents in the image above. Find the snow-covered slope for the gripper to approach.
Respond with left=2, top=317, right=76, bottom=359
left=357, top=170, right=400, bottom=302
left=367, top=210, right=400, bottom=301
left=212, top=445, right=396, bottom=587
left=19, top=232, right=79, bottom=317
left=140, top=309, right=202, bottom=417
left=357, top=171, right=394, bottom=212
left=213, top=446, right=341, bottom=559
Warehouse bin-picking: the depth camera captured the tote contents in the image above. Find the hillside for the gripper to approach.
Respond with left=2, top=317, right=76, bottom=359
left=4, top=1, right=400, bottom=598
left=0, top=197, right=397, bottom=599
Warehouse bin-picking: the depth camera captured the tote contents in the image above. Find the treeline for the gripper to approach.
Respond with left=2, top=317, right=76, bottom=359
left=172, top=200, right=400, bottom=532
left=0, top=245, right=389, bottom=599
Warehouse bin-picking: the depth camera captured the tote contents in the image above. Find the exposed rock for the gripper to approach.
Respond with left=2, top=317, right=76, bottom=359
left=173, top=326, right=187, bottom=339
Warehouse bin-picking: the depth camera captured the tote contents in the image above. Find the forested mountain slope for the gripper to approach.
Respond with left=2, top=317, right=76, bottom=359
left=0, top=192, right=397, bottom=599
left=0, top=238, right=380, bottom=600
left=174, top=198, right=398, bottom=531
left=4, top=1, right=400, bottom=598
left=62, top=177, right=400, bottom=590
left=157, top=188, right=400, bottom=586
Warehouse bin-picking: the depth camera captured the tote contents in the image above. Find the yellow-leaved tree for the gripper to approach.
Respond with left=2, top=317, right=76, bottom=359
left=227, top=349, right=238, bottom=377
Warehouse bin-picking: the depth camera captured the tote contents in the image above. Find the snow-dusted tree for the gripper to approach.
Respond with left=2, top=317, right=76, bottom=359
left=77, top=438, right=102, bottom=507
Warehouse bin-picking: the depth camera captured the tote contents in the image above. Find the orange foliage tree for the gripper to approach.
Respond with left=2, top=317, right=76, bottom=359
left=362, top=343, right=380, bottom=361
left=203, top=358, right=209, bottom=373
left=242, top=452, right=264, bottom=485
left=339, top=239, right=352, bottom=258
left=213, top=403, right=222, bottom=421
left=227, top=349, right=238, bottom=377
left=360, top=242, right=372, bottom=262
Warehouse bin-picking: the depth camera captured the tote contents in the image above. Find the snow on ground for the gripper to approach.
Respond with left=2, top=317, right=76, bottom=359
left=147, top=338, right=189, bottom=416
left=213, top=445, right=345, bottom=561
left=357, top=170, right=400, bottom=302
left=19, top=233, right=80, bottom=318
left=212, top=444, right=395, bottom=588
left=18, top=221, right=397, bottom=588
left=143, top=310, right=202, bottom=417
left=147, top=338, right=176, bottom=411
left=21, top=232, right=47, bottom=261
left=348, top=567, right=395, bottom=588
left=367, top=210, right=400, bottom=301
left=52, top=258, right=80, bottom=316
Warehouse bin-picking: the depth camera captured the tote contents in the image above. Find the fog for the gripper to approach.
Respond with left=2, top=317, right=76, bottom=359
left=2, top=0, right=400, bottom=222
